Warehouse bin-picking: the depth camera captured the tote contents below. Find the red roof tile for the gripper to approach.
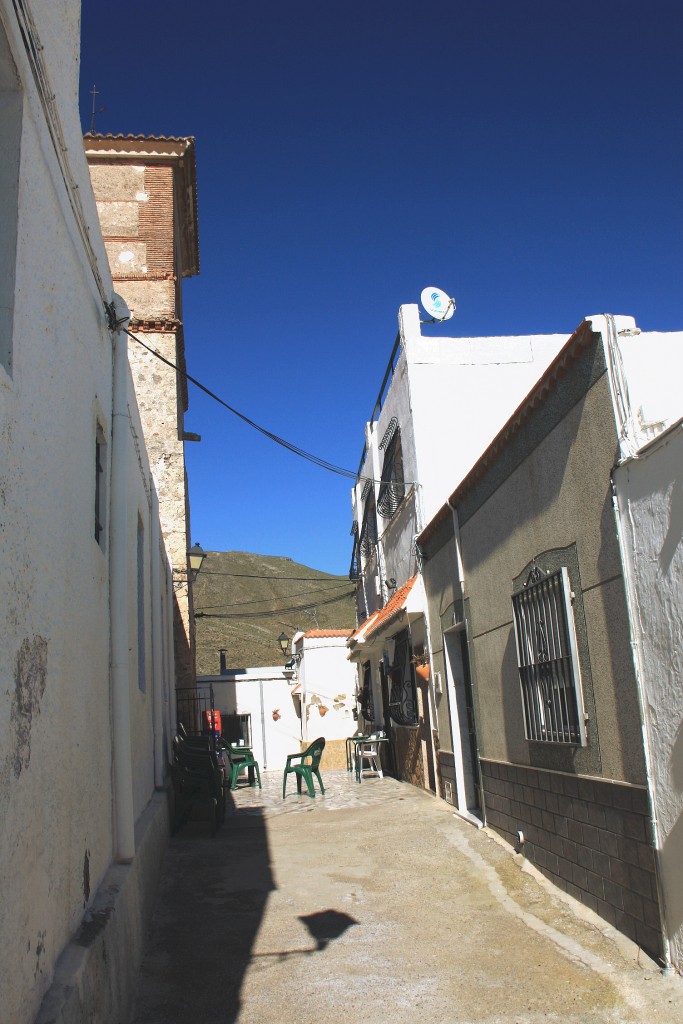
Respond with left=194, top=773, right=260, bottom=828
left=302, top=629, right=354, bottom=639
left=349, top=576, right=418, bottom=644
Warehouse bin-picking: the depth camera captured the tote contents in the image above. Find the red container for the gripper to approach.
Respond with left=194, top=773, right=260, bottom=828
left=202, top=709, right=222, bottom=735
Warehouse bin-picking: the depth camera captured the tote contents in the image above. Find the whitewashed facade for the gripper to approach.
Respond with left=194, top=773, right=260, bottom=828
left=0, top=3, right=176, bottom=1022
left=349, top=304, right=569, bottom=790
left=202, top=630, right=357, bottom=773
left=350, top=303, right=568, bottom=621
left=614, top=419, right=683, bottom=973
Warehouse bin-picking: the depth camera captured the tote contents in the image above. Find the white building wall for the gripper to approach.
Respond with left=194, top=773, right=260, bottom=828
left=399, top=304, right=569, bottom=524
left=614, top=423, right=683, bottom=973
left=296, top=635, right=357, bottom=745
left=0, top=4, right=176, bottom=1021
left=351, top=304, right=569, bottom=635
left=206, top=669, right=303, bottom=772
left=205, top=640, right=357, bottom=772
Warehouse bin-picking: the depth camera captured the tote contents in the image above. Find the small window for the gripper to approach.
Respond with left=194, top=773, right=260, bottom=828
left=137, top=516, right=146, bottom=693
left=512, top=566, right=586, bottom=745
left=377, top=428, right=405, bottom=519
left=94, top=426, right=107, bottom=547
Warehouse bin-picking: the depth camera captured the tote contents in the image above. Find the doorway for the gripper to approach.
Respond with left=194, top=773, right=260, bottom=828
left=443, top=626, right=481, bottom=819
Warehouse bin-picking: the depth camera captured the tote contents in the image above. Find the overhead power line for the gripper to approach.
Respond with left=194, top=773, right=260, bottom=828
left=195, top=587, right=355, bottom=620
left=196, top=581, right=355, bottom=613
left=197, top=569, right=349, bottom=581
left=125, top=328, right=357, bottom=479
left=124, top=327, right=418, bottom=487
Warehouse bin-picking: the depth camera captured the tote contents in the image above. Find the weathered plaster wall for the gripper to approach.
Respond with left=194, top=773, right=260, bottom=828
left=296, top=635, right=357, bottom=749
left=0, top=7, right=115, bottom=1019
left=0, top=5, right=175, bottom=1021
left=615, top=424, right=683, bottom=971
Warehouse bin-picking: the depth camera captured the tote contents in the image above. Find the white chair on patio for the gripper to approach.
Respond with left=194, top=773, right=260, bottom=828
left=355, top=731, right=385, bottom=781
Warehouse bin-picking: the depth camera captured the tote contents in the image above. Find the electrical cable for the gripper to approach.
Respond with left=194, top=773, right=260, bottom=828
left=197, top=569, right=349, bottom=581
left=196, top=581, right=355, bottom=612
left=196, top=587, right=355, bottom=620
left=124, top=327, right=418, bottom=487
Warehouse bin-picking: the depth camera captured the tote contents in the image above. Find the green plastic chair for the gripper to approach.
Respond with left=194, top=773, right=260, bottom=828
left=225, top=745, right=262, bottom=791
left=282, top=737, right=326, bottom=798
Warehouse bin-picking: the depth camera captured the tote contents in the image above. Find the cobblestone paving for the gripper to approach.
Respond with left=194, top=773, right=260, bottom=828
left=226, top=767, right=421, bottom=817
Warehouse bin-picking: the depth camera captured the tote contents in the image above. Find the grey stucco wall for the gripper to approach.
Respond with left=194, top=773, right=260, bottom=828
left=421, top=514, right=461, bottom=750
left=459, top=351, right=645, bottom=786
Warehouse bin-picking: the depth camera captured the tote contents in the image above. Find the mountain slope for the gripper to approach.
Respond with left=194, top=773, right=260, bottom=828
left=192, top=550, right=357, bottom=675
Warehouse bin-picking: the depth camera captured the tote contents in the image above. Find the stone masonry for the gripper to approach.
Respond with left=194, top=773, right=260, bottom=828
left=84, top=134, right=200, bottom=687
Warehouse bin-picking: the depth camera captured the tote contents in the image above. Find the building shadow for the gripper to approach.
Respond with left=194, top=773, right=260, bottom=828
left=130, top=801, right=359, bottom=1023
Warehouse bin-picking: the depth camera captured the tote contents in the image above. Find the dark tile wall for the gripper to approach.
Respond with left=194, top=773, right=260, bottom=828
left=438, top=752, right=457, bottom=805
left=480, top=759, right=662, bottom=962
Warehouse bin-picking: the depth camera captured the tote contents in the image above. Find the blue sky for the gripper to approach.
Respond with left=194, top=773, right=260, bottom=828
left=79, top=1, right=683, bottom=575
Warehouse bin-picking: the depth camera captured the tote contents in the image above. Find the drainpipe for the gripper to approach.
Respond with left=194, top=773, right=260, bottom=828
left=164, top=562, right=175, bottom=762
left=150, top=484, right=165, bottom=789
left=610, top=470, right=673, bottom=973
left=259, top=680, right=267, bottom=769
left=447, top=497, right=487, bottom=826
left=109, top=295, right=135, bottom=863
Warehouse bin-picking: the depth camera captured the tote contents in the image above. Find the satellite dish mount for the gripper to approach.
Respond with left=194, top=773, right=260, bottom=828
left=420, top=286, right=456, bottom=323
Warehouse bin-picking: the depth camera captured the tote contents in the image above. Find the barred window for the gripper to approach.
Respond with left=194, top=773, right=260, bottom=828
left=377, top=428, right=405, bottom=519
left=360, top=661, right=375, bottom=722
left=348, top=521, right=359, bottom=580
left=512, top=566, right=586, bottom=745
left=360, top=489, right=378, bottom=555
left=388, top=629, right=418, bottom=726
left=95, top=425, right=107, bottom=547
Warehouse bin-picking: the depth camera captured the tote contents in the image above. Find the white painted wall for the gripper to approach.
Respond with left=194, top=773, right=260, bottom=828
left=400, top=304, right=569, bottom=524
left=203, top=669, right=304, bottom=772
left=0, top=4, right=176, bottom=1021
left=294, top=634, right=358, bottom=745
left=614, top=422, right=683, bottom=973
left=351, top=303, right=569, bottom=631
left=203, top=639, right=358, bottom=772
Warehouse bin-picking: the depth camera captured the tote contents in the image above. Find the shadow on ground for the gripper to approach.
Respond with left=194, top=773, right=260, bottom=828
left=131, top=787, right=357, bottom=1023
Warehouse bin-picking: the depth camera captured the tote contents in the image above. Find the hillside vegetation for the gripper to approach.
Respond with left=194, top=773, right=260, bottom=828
left=193, top=550, right=357, bottom=675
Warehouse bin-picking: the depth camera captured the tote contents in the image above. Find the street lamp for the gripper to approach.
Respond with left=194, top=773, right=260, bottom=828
left=278, top=632, right=290, bottom=659
left=188, top=543, right=206, bottom=581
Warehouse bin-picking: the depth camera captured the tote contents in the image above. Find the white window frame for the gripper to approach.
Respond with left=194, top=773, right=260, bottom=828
left=512, top=566, right=587, bottom=745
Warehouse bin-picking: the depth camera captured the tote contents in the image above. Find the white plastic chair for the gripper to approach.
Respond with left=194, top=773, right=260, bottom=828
left=356, top=731, right=385, bottom=781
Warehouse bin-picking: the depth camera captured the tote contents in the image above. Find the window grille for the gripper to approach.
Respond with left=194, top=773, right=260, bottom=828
left=377, top=428, right=405, bottom=519
left=379, top=416, right=399, bottom=451
left=360, top=490, right=378, bottom=556
left=511, top=566, right=586, bottom=745
left=95, top=427, right=106, bottom=546
left=348, top=522, right=359, bottom=580
left=387, top=630, right=418, bottom=726
left=360, top=661, right=375, bottom=722
left=137, top=516, right=146, bottom=693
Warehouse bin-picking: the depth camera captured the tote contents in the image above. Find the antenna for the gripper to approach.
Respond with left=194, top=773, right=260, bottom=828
left=89, top=85, right=105, bottom=133
left=420, top=286, right=456, bottom=323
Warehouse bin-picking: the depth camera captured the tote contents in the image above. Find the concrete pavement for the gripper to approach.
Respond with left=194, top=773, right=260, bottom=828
left=130, top=770, right=683, bottom=1023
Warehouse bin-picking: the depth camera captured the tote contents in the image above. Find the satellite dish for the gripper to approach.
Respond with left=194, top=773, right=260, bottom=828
left=420, top=286, right=456, bottom=322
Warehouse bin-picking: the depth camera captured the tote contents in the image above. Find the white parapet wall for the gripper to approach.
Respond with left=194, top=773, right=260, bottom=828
left=614, top=420, right=683, bottom=974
